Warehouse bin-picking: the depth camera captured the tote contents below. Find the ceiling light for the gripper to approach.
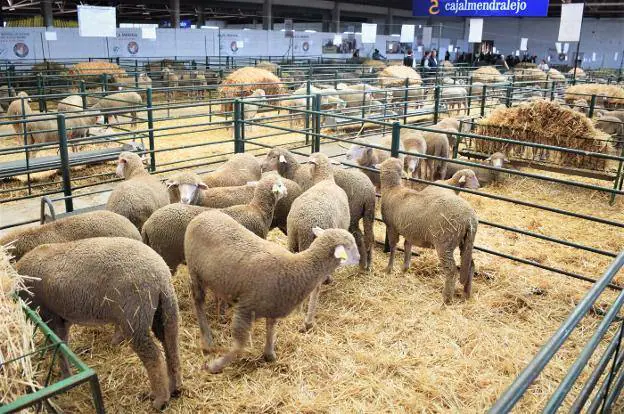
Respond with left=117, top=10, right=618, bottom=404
left=304, top=29, right=316, bottom=33
left=391, top=34, right=400, bottom=37
left=202, top=26, right=219, bottom=29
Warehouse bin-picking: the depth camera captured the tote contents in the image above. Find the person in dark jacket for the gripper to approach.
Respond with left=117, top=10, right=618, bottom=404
left=428, top=49, right=438, bottom=68
left=403, top=49, right=414, bottom=67
left=421, top=50, right=431, bottom=67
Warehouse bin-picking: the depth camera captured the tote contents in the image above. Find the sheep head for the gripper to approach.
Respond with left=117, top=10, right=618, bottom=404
left=452, top=169, right=480, bottom=190
left=379, top=158, right=404, bottom=188
left=260, top=148, right=291, bottom=175
left=486, top=152, right=509, bottom=168
left=165, top=171, right=207, bottom=204
left=116, top=151, right=145, bottom=179
left=311, top=227, right=360, bottom=267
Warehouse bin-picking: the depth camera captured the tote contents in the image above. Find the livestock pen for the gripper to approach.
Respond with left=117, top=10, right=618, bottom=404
left=1, top=80, right=624, bottom=412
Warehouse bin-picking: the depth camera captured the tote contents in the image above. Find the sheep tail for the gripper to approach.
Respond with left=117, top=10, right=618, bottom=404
left=459, top=221, right=477, bottom=286
left=141, top=227, right=149, bottom=245
left=153, top=286, right=181, bottom=393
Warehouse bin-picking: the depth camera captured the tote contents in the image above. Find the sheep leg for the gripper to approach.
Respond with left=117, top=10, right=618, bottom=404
left=129, top=333, right=170, bottom=410
left=206, top=309, right=252, bottom=374
left=190, top=275, right=213, bottom=351
left=363, top=216, right=374, bottom=272
left=437, top=246, right=458, bottom=304
left=301, top=282, right=322, bottom=332
left=111, top=326, right=124, bottom=345
left=152, top=293, right=182, bottom=397
left=350, top=225, right=367, bottom=272
left=263, top=318, right=277, bottom=362
left=385, top=226, right=400, bottom=274
left=403, top=240, right=413, bottom=272
left=50, top=317, right=73, bottom=377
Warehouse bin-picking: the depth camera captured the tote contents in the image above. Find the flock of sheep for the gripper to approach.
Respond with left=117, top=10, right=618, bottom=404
left=3, top=129, right=486, bottom=408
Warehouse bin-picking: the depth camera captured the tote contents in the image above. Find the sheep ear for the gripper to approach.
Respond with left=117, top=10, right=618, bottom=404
left=246, top=181, right=259, bottom=187
left=334, top=245, right=348, bottom=261
left=330, top=159, right=341, bottom=165
left=311, top=227, right=324, bottom=237
left=165, top=180, right=178, bottom=188
left=119, top=158, right=127, bottom=164
left=197, top=182, right=208, bottom=189
left=485, top=156, right=492, bottom=161
left=279, top=154, right=287, bottom=163
left=308, top=158, right=318, bottom=165
left=459, top=175, right=466, bottom=184
left=504, top=158, right=510, bottom=163
left=374, top=163, right=382, bottom=170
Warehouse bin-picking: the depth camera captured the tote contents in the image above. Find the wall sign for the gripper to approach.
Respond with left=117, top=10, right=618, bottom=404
left=413, top=0, right=549, bottom=17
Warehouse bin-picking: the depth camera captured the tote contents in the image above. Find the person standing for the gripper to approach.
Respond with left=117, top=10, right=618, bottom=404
left=444, top=50, right=450, bottom=61
left=421, top=50, right=431, bottom=67
left=403, top=49, right=414, bottom=67
left=428, top=49, right=438, bottom=68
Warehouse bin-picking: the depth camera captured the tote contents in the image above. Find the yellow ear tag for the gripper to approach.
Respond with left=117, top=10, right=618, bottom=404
left=334, top=245, right=348, bottom=261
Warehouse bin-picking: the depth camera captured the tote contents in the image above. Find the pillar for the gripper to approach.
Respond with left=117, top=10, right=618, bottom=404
left=262, top=0, right=272, bottom=30
left=385, top=8, right=393, bottom=35
left=321, top=11, right=331, bottom=33
left=332, top=2, right=340, bottom=32
left=170, top=0, right=180, bottom=28
left=41, top=0, right=54, bottom=28
left=196, top=5, right=205, bottom=27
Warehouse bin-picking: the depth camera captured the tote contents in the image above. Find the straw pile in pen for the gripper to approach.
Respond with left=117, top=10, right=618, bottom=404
left=68, top=62, right=126, bottom=78
left=439, top=60, right=454, bottom=73
left=377, top=65, right=422, bottom=87
left=471, top=66, right=506, bottom=84
left=564, top=84, right=624, bottom=107
left=362, top=59, right=387, bottom=71
left=0, top=245, right=38, bottom=406
left=568, top=67, right=587, bottom=79
left=255, top=61, right=279, bottom=74
left=548, top=68, right=566, bottom=81
left=515, top=62, right=537, bottom=69
left=475, top=100, right=610, bottom=170
left=513, top=68, right=548, bottom=83
left=219, top=67, right=284, bottom=111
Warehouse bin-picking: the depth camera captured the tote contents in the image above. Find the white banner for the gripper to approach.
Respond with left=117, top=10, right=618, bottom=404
left=400, top=24, right=415, bottom=43
left=520, top=38, right=528, bottom=51
left=0, top=30, right=35, bottom=59
left=44, top=31, right=57, bottom=41
left=468, top=19, right=483, bottom=43
left=558, top=3, right=584, bottom=42
left=78, top=6, right=116, bottom=37
left=361, top=23, right=377, bottom=44
left=141, top=27, right=156, bottom=40
left=422, top=27, right=432, bottom=48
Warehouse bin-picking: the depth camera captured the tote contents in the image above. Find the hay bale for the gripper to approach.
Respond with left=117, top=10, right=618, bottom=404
left=568, top=68, right=586, bottom=79
left=471, top=66, right=506, bottom=84
left=255, top=61, right=279, bottom=74
left=439, top=60, right=454, bottom=73
left=513, top=68, right=548, bottom=83
left=362, top=59, right=387, bottom=71
left=475, top=100, right=610, bottom=170
left=377, top=65, right=422, bottom=87
left=564, top=84, right=624, bottom=107
left=0, top=245, right=38, bottom=406
left=515, top=62, right=537, bottom=69
left=32, top=61, right=67, bottom=75
left=548, top=68, right=566, bottom=81
left=68, top=61, right=125, bottom=77
left=219, top=67, right=284, bottom=111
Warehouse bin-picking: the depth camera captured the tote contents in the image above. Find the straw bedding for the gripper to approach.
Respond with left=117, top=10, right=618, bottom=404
left=362, top=59, right=387, bottom=71
left=68, top=62, right=126, bottom=77
left=568, top=68, right=587, bottom=79
left=471, top=66, right=506, bottom=84
left=548, top=68, right=566, bottom=81
left=564, top=84, right=624, bottom=107
left=378, top=65, right=422, bottom=87
left=255, top=61, right=279, bottom=74
left=219, top=67, right=284, bottom=111
left=0, top=246, right=38, bottom=407
left=476, top=100, right=611, bottom=170
left=513, top=68, right=548, bottom=83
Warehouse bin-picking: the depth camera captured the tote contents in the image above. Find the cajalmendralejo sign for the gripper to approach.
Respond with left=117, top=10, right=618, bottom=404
left=413, top=0, right=550, bottom=17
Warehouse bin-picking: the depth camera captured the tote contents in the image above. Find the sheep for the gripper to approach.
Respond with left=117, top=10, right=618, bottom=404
left=166, top=171, right=256, bottom=206
left=16, top=237, right=181, bottom=409
left=284, top=85, right=346, bottom=128
left=138, top=72, right=153, bottom=89
left=57, top=95, right=84, bottom=112
left=64, top=110, right=100, bottom=149
left=379, top=158, right=478, bottom=303
left=91, top=91, right=142, bottom=128
left=7, top=92, right=32, bottom=136
left=434, top=117, right=469, bottom=149
left=444, top=152, right=510, bottom=186
left=441, top=86, right=468, bottom=115
left=142, top=174, right=288, bottom=273
left=345, top=135, right=405, bottom=189
left=185, top=209, right=359, bottom=372
left=437, top=169, right=481, bottom=193
left=422, top=131, right=450, bottom=181
left=241, top=89, right=267, bottom=132
left=596, top=109, right=624, bottom=123
left=287, top=152, right=351, bottom=331
left=162, top=67, right=179, bottom=102
left=262, top=171, right=303, bottom=234
left=403, top=131, right=427, bottom=178
left=261, top=147, right=375, bottom=270
left=106, top=151, right=170, bottom=230
left=189, top=70, right=207, bottom=99
left=0, top=210, right=141, bottom=262
left=167, top=154, right=261, bottom=197
left=594, top=116, right=624, bottom=149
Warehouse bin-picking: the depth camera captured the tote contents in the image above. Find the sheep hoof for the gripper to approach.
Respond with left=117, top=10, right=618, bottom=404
left=170, top=387, right=182, bottom=398
left=323, top=275, right=333, bottom=285
left=263, top=352, right=276, bottom=362
left=385, top=267, right=393, bottom=274
left=200, top=337, right=213, bottom=353
left=299, top=322, right=314, bottom=333
left=151, top=397, right=168, bottom=410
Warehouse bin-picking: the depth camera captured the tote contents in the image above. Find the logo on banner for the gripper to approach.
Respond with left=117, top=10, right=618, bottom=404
left=14, top=42, right=29, bottom=58
left=127, top=41, right=139, bottom=54
left=413, top=0, right=549, bottom=17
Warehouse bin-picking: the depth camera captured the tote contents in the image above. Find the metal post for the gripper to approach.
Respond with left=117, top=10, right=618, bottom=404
left=550, top=81, right=556, bottom=101
left=453, top=121, right=463, bottom=159
left=467, top=77, right=473, bottom=113
left=480, top=84, right=487, bottom=117
left=384, top=122, right=402, bottom=253
left=589, top=94, right=597, bottom=118
left=146, top=88, right=156, bottom=172
left=403, top=78, right=409, bottom=124
left=506, top=85, right=512, bottom=108
left=89, top=376, right=106, bottom=414
left=134, top=60, right=139, bottom=88
left=433, top=85, right=440, bottom=124
left=37, top=74, right=46, bottom=113
left=313, top=94, right=321, bottom=153
left=572, top=41, right=581, bottom=85
left=101, top=73, right=108, bottom=92
left=334, top=71, right=338, bottom=89
left=6, top=68, right=12, bottom=94
left=21, top=98, right=32, bottom=195
left=56, top=114, right=73, bottom=213
left=305, top=80, right=311, bottom=145
left=79, top=80, right=87, bottom=109
left=234, top=99, right=243, bottom=153
left=610, top=145, right=624, bottom=205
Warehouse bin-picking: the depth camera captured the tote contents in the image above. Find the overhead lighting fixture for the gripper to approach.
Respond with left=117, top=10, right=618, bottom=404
left=202, top=26, right=219, bottom=29
left=243, top=28, right=250, bottom=30
left=355, top=32, right=361, bottom=35
left=391, top=34, right=400, bottom=37
left=343, top=31, right=354, bottom=34
left=280, top=29, right=286, bottom=31
left=304, top=29, right=316, bottom=33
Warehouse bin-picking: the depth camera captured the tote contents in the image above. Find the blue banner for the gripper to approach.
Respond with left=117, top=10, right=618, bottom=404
left=413, top=0, right=549, bottom=17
